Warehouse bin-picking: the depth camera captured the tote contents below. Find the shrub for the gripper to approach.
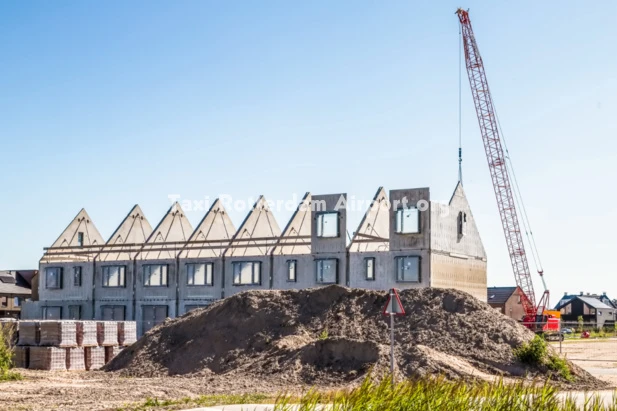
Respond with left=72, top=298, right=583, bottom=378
left=0, top=323, right=22, bottom=382
left=318, top=329, right=329, bottom=341
left=514, top=335, right=573, bottom=382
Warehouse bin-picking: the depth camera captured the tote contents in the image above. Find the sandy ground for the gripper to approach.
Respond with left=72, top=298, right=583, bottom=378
left=1, top=339, right=615, bottom=411
left=552, top=338, right=617, bottom=386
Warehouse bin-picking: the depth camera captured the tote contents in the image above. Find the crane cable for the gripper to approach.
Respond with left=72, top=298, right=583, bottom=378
left=458, top=25, right=463, bottom=184
left=493, top=105, right=545, bottom=277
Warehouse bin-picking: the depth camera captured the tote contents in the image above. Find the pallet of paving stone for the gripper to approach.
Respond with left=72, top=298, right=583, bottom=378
left=97, top=321, right=118, bottom=346
left=76, top=321, right=98, bottom=347
left=65, top=347, right=86, bottom=371
left=39, top=321, right=77, bottom=347
left=84, top=346, right=105, bottom=371
left=117, top=321, right=137, bottom=346
left=29, top=347, right=67, bottom=371
left=104, top=345, right=124, bottom=364
left=17, top=321, right=39, bottom=346
left=12, top=346, right=29, bottom=369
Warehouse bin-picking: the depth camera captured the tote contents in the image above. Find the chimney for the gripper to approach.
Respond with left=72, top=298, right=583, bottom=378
left=580, top=291, right=584, bottom=296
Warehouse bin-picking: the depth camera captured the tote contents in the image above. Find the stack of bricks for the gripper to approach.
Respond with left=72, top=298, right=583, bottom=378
left=15, top=320, right=136, bottom=371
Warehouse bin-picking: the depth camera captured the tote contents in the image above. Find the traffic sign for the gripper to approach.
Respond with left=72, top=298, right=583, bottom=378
left=383, top=288, right=405, bottom=316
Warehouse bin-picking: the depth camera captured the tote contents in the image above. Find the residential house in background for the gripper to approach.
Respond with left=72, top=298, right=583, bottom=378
left=23, top=182, right=488, bottom=335
left=0, top=270, right=36, bottom=319
left=555, top=292, right=616, bottom=329
left=486, top=286, right=526, bottom=320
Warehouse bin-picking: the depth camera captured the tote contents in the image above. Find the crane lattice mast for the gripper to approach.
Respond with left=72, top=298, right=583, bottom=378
left=456, top=8, right=548, bottom=319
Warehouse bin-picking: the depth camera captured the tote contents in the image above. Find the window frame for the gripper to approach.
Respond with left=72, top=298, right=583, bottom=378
left=316, top=211, right=340, bottom=238
left=143, top=264, right=169, bottom=287
left=232, top=261, right=262, bottom=286
left=395, top=256, right=421, bottom=283
left=395, top=207, right=420, bottom=234
left=458, top=211, right=468, bottom=236
left=365, top=257, right=376, bottom=281
left=186, top=262, right=214, bottom=287
left=287, top=260, right=297, bottom=282
left=77, top=232, right=84, bottom=247
left=45, top=267, right=63, bottom=289
left=102, top=265, right=127, bottom=288
left=42, top=306, right=62, bottom=319
left=101, top=305, right=126, bottom=321
left=73, top=266, right=82, bottom=287
left=68, top=305, right=81, bottom=320
left=315, top=258, right=338, bottom=284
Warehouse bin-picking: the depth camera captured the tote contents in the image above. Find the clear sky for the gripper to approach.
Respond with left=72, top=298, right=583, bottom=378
left=1, top=1, right=615, bottom=303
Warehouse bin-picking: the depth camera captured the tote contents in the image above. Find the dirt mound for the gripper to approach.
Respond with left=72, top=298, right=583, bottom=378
left=105, top=286, right=605, bottom=389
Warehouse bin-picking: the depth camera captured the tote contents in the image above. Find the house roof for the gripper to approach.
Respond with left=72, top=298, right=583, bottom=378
left=0, top=271, right=32, bottom=297
left=225, top=196, right=281, bottom=257
left=577, top=296, right=615, bottom=310
left=349, top=187, right=390, bottom=253
left=271, top=193, right=311, bottom=255
left=487, top=287, right=518, bottom=305
left=555, top=294, right=617, bottom=310
left=100, top=205, right=153, bottom=261
left=180, top=199, right=236, bottom=259
left=138, top=202, right=193, bottom=260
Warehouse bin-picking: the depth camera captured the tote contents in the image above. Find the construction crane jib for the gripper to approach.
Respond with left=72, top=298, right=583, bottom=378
left=456, top=8, right=551, bottom=324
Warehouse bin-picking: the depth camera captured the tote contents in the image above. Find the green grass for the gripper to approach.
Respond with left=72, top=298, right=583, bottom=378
left=118, top=376, right=617, bottom=411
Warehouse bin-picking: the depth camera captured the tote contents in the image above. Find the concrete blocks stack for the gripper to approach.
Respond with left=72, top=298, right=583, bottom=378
left=29, top=347, right=67, bottom=371
left=15, top=320, right=136, bottom=371
left=84, top=347, right=106, bottom=371
left=40, top=321, right=77, bottom=347
left=77, top=321, right=98, bottom=347
left=17, top=321, right=39, bottom=346
left=97, top=321, right=118, bottom=346
left=117, top=321, right=137, bottom=346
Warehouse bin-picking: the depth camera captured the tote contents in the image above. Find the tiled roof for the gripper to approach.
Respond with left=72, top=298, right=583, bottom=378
left=487, top=287, right=517, bottom=305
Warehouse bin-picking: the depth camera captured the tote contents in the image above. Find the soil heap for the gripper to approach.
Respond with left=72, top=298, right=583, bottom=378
left=105, top=286, right=603, bottom=389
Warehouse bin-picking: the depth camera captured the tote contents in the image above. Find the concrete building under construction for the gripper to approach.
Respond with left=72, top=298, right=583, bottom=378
left=23, top=183, right=487, bottom=335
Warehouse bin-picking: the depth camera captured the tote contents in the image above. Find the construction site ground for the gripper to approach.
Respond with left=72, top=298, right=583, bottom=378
left=0, top=343, right=614, bottom=411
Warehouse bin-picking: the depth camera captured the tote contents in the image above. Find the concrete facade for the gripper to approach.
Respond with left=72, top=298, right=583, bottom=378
left=25, top=183, right=488, bottom=334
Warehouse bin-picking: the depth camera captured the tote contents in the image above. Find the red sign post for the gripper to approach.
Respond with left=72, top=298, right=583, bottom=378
left=383, top=289, right=405, bottom=381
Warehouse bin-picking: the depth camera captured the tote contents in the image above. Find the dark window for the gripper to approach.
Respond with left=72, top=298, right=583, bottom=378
left=102, top=266, right=126, bottom=287
left=316, top=212, right=339, bottom=237
left=143, top=305, right=168, bottom=333
left=458, top=212, right=467, bottom=236
left=101, top=305, right=125, bottom=321
left=232, top=262, right=261, bottom=286
left=316, top=259, right=338, bottom=284
left=45, top=267, right=63, bottom=289
left=73, top=266, right=82, bottom=287
left=186, top=263, right=213, bottom=286
left=42, top=306, right=61, bottom=319
left=68, top=305, right=81, bottom=320
left=287, top=260, right=297, bottom=282
left=143, top=265, right=168, bottom=287
left=395, top=256, right=420, bottom=283
left=77, top=232, right=84, bottom=247
left=365, top=257, right=375, bottom=281
left=395, top=208, right=420, bottom=234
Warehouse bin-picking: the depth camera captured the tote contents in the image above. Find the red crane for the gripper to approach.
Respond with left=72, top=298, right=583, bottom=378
left=456, top=9, right=555, bottom=332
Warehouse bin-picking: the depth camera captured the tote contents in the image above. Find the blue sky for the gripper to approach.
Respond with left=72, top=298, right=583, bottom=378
left=1, top=1, right=616, bottom=302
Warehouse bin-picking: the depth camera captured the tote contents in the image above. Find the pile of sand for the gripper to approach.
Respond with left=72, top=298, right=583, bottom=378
left=105, top=286, right=604, bottom=389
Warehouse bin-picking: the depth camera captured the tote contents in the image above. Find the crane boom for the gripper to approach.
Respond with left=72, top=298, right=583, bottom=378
left=456, top=9, right=543, bottom=319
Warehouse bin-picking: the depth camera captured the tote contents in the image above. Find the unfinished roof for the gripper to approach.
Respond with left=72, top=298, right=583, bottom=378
left=42, top=209, right=105, bottom=262
left=225, top=196, right=281, bottom=257
left=138, top=202, right=193, bottom=260
left=349, top=187, right=389, bottom=252
left=272, top=193, right=311, bottom=255
left=100, top=205, right=153, bottom=262
left=180, top=199, right=236, bottom=259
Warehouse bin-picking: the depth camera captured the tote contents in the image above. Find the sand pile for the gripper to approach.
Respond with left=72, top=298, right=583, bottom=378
left=105, top=286, right=603, bottom=389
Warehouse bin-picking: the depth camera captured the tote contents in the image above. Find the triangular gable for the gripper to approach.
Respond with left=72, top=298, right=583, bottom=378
left=138, top=202, right=193, bottom=260
left=349, top=187, right=390, bottom=252
left=50, top=209, right=105, bottom=248
left=100, top=205, right=153, bottom=262
left=272, top=192, right=312, bottom=255
left=42, top=209, right=105, bottom=262
left=225, top=196, right=281, bottom=257
left=181, top=199, right=236, bottom=259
